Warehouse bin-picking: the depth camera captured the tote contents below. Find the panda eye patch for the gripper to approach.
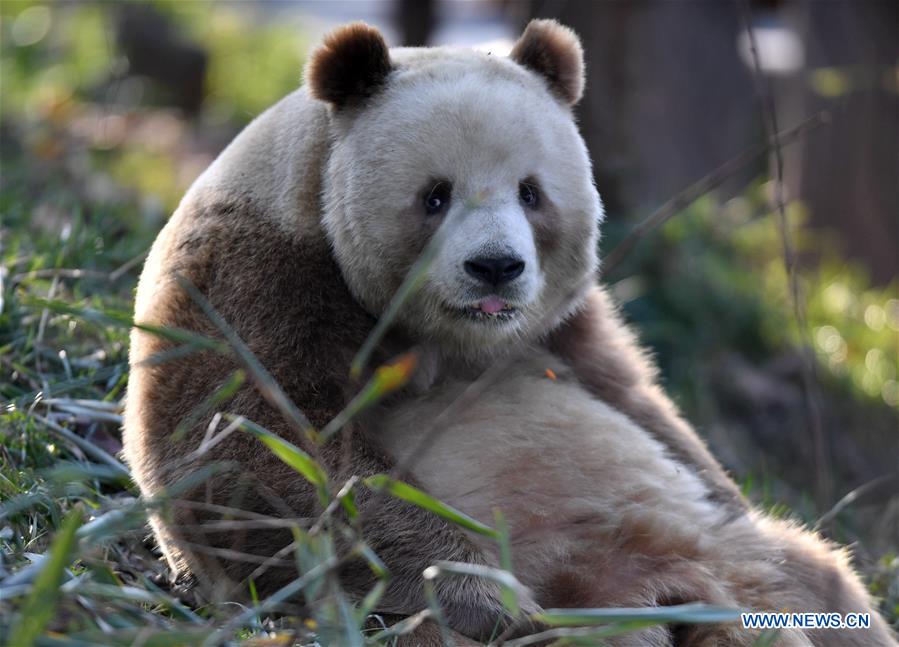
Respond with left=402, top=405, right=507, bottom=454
left=519, top=180, right=540, bottom=209
left=423, top=181, right=452, bottom=215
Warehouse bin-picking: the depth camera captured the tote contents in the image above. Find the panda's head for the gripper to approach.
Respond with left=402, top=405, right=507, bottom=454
left=308, top=20, right=602, bottom=358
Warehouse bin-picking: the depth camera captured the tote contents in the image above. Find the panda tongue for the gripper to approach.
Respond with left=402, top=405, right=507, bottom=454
left=479, top=296, right=506, bottom=314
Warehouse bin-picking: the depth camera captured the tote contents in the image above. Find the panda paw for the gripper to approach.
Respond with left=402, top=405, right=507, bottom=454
left=437, top=580, right=546, bottom=643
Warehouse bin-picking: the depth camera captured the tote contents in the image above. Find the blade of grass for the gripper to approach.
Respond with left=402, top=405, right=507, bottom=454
left=350, top=192, right=488, bottom=379
left=504, top=622, right=661, bottom=646
left=336, top=477, right=359, bottom=523
left=493, top=508, right=519, bottom=617
left=175, top=276, right=317, bottom=441
left=75, top=462, right=233, bottom=542
left=43, top=403, right=122, bottom=424
left=536, top=603, right=742, bottom=627
left=41, top=461, right=131, bottom=488
left=9, top=505, right=83, bottom=647
left=335, top=592, right=366, bottom=647
left=354, top=542, right=388, bottom=579
left=24, top=296, right=230, bottom=354
left=202, top=555, right=341, bottom=647
left=232, top=416, right=330, bottom=506
left=356, top=580, right=388, bottom=622
left=40, top=398, right=122, bottom=412
left=139, top=575, right=204, bottom=624
left=172, top=369, right=245, bottom=441
left=319, top=352, right=417, bottom=443
left=47, top=627, right=214, bottom=647
left=364, top=475, right=498, bottom=539
left=368, top=609, right=433, bottom=642
left=423, top=576, right=454, bottom=646
left=31, top=414, right=129, bottom=477
left=13, top=365, right=125, bottom=405
left=423, top=561, right=527, bottom=598
left=310, top=476, right=360, bottom=535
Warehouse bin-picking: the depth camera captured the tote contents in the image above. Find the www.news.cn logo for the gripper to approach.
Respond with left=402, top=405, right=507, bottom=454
left=741, top=611, right=871, bottom=630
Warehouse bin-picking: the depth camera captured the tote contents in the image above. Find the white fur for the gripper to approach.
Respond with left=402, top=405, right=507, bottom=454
left=376, top=349, right=724, bottom=573
left=430, top=196, right=542, bottom=314
left=322, top=47, right=601, bottom=356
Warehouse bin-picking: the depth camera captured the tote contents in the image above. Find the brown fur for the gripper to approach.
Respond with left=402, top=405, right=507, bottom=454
left=510, top=19, right=585, bottom=105
left=305, top=22, right=393, bottom=109
left=562, top=519, right=894, bottom=646
left=370, top=616, right=481, bottom=647
left=124, top=191, right=541, bottom=640
left=529, top=190, right=563, bottom=258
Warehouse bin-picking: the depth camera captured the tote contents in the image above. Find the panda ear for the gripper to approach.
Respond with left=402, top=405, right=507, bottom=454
left=510, top=19, right=584, bottom=106
left=305, top=22, right=392, bottom=109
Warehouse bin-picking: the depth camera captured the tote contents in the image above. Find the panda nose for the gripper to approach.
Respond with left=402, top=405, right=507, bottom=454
left=464, top=256, right=526, bottom=286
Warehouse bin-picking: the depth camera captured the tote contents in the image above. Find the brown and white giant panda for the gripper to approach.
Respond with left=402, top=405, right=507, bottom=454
left=122, top=20, right=895, bottom=646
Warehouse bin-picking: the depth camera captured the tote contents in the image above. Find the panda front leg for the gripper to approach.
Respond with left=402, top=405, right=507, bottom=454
left=312, top=440, right=544, bottom=642
left=145, top=422, right=542, bottom=641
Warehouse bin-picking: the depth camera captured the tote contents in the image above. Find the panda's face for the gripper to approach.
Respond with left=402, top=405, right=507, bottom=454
left=322, top=50, right=602, bottom=357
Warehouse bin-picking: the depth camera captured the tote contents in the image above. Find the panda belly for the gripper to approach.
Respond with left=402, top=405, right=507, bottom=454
left=376, top=350, right=726, bottom=605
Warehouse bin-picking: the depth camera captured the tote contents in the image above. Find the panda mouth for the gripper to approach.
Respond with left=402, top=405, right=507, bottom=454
left=444, top=296, right=519, bottom=322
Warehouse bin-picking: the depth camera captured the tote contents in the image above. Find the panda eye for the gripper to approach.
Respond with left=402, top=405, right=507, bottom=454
left=423, top=181, right=452, bottom=216
left=519, top=180, right=540, bottom=209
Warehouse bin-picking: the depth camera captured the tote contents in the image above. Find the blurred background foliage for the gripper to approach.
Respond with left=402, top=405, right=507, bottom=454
left=1, top=0, right=305, bottom=212
left=1, top=0, right=897, bottom=641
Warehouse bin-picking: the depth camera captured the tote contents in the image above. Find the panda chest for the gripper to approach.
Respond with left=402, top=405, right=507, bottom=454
left=373, top=353, right=658, bottom=535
